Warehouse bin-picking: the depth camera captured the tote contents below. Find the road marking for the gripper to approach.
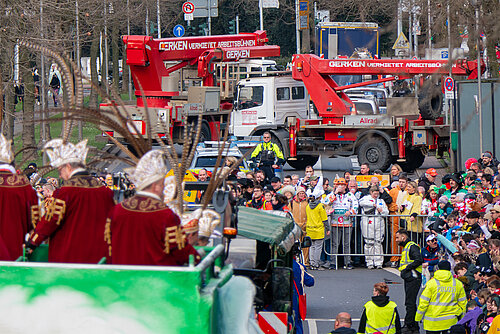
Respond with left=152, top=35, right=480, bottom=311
left=383, top=267, right=400, bottom=276
left=307, top=319, right=317, bottom=334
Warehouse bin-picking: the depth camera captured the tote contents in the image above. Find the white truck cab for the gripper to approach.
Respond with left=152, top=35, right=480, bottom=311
left=231, top=76, right=312, bottom=137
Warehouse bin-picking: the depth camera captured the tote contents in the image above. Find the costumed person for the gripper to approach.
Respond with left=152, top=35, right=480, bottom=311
left=306, top=188, right=329, bottom=270
left=106, top=150, right=200, bottom=266
left=27, top=139, right=115, bottom=263
left=359, top=186, right=389, bottom=269
left=292, top=244, right=315, bottom=334
left=358, top=282, right=402, bottom=334
left=322, top=177, right=358, bottom=269
left=0, top=134, right=39, bottom=260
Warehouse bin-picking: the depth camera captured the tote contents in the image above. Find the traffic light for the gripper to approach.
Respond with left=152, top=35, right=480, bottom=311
left=228, top=19, right=236, bottom=34
left=198, top=23, right=207, bottom=36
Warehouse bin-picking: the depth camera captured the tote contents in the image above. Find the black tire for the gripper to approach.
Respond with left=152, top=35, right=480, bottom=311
left=418, top=82, right=443, bottom=120
left=287, top=156, right=319, bottom=170
left=356, top=137, right=391, bottom=172
left=199, top=121, right=212, bottom=142
left=398, top=148, right=425, bottom=172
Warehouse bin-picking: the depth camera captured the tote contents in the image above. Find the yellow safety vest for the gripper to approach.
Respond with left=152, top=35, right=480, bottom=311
left=415, top=270, right=467, bottom=331
left=399, top=240, right=422, bottom=273
left=363, top=300, right=398, bottom=334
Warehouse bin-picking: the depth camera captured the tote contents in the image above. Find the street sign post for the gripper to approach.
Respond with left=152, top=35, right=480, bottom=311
left=298, top=0, right=309, bottom=30
left=182, top=1, right=195, bottom=14
left=173, top=24, right=185, bottom=37
left=182, top=2, right=195, bottom=22
left=444, top=76, right=455, bottom=99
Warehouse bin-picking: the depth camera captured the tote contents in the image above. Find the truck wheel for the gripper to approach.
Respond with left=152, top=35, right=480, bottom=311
left=398, top=148, right=425, bottom=172
left=287, top=156, right=319, bottom=170
left=418, top=82, right=443, bottom=120
left=199, top=121, right=212, bottom=142
left=356, top=137, right=391, bottom=172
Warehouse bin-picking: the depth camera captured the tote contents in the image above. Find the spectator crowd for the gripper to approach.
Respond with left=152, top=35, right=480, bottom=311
left=200, top=151, right=500, bottom=334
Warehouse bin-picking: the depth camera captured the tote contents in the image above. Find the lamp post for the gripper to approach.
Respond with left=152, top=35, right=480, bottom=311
left=76, top=0, right=82, bottom=140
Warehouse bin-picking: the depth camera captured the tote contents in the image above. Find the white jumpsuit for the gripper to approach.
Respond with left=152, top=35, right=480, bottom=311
left=359, top=195, right=389, bottom=267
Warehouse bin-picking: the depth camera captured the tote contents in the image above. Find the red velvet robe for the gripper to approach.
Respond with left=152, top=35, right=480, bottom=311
left=0, top=171, right=38, bottom=260
left=107, top=193, right=200, bottom=266
left=30, top=174, right=115, bottom=263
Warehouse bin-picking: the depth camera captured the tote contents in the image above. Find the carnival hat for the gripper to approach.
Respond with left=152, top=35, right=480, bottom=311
left=125, top=150, right=167, bottom=190
left=43, top=139, right=88, bottom=168
left=0, top=134, right=14, bottom=164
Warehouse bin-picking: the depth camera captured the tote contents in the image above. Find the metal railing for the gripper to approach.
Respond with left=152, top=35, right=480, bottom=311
left=319, top=213, right=435, bottom=269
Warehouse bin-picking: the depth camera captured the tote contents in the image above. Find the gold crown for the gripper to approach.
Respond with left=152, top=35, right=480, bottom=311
left=44, top=139, right=88, bottom=168
left=0, top=134, right=14, bottom=164
left=125, top=150, right=167, bottom=190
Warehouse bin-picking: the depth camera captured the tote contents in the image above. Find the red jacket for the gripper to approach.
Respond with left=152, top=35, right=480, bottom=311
left=30, top=174, right=115, bottom=263
left=0, top=172, right=38, bottom=260
left=107, top=193, right=200, bottom=266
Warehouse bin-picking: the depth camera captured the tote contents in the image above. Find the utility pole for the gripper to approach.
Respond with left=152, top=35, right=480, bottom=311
left=207, top=0, right=211, bottom=35
left=146, top=8, right=149, bottom=35
left=475, top=0, right=483, bottom=153
left=427, top=0, right=432, bottom=53
left=259, top=0, right=264, bottom=30
left=447, top=0, right=455, bottom=171
left=104, top=0, right=109, bottom=94
left=127, top=0, right=132, bottom=100
left=295, top=0, right=300, bottom=54
left=76, top=0, right=82, bottom=140
left=156, top=0, right=161, bottom=38
left=40, top=0, right=47, bottom=156
left=397, top=0, right=402, bottom=36
left=408, top=5, right=413, bottom=57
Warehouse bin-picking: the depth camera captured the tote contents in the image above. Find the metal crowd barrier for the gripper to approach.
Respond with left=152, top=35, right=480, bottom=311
left=321, top=213, right=435, bottom=269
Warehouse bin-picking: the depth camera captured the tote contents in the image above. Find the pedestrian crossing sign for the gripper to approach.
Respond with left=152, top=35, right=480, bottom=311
left=392, top=32, right=410, bottom=50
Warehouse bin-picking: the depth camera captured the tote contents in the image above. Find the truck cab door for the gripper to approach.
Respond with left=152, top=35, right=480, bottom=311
left=232, top=84, right=270, bottom=137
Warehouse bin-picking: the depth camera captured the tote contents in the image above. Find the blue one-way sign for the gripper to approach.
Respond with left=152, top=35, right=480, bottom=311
left=173, top=24, right=185, bottom=37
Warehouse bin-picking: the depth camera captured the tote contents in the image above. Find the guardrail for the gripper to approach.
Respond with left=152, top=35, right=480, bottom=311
left=321, top=213, right=435, bottom=269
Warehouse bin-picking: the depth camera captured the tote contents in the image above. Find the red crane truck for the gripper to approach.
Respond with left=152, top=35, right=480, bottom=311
left=230, top=54, right=483, bottom=171
left=101, top=31, right=280, bottom=143
left=112, top=31, right=482, bottom=172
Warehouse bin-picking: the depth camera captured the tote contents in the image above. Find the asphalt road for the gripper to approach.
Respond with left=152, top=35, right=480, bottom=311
left=303, top=267, right=407, bottom=334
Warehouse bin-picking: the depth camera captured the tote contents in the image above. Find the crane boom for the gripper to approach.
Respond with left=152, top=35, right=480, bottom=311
left=291, top=54, right=483, bottom=120
left=124, top=31, right=280, bottom=106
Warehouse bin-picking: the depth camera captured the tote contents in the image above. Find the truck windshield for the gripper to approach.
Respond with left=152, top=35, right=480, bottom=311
left=238, top=86, right=264, bottom=109
left=354, top=102, right=376, bottom=115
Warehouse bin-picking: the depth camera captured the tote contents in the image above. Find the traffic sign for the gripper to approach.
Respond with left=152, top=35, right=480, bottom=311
left=392, top=32, right=410, bottom=50
left=444, top=76, right=455, bottom=99
left=184, top=13, right=194, bottom=20
left=173, top=24, right=185, bottom=37
left=444, top=77, right=454, bottom=92
left=182, top=1, right=195, bottom=14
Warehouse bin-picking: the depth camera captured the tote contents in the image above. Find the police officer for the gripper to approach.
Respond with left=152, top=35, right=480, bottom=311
left=396, top=229, right=423, bottom=334
left=358, top=282, right=402, bottom=334
left=250, top=132, right=285, bottom=181
left=416, top=261, right=467, bottom=334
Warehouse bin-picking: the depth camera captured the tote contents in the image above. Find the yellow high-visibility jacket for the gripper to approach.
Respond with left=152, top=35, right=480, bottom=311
left=415, top=270, right=467, bottom=331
